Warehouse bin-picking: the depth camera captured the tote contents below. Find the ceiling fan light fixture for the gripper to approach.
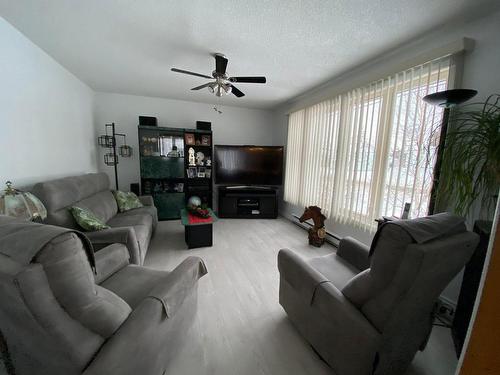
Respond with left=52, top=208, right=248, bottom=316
left=172, top=53, right=266, bottom=99
left=207, top=82, right=217, bottom=94
left=215, top=84, right=225, bottom=97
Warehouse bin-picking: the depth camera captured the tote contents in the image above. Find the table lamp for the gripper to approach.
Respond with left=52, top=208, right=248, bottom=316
left=0, top=181, right=47, bottom=222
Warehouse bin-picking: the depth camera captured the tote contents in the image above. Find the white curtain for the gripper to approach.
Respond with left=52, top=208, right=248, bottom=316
left=284, top=56, right=451, bottom=231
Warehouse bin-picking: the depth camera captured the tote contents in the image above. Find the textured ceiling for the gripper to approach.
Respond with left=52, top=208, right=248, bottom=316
left=1, top=0, right=498, bottom=109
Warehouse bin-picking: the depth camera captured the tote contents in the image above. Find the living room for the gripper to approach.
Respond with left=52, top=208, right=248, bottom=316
left=1, top=1, right=499, bottom=375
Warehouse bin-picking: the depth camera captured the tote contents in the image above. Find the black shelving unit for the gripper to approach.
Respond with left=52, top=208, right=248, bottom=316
left=184, top=129, right=213, bottom=208
left=138, top=126, right=186, bottom=220
left=138, top=125, right=213, bottom=220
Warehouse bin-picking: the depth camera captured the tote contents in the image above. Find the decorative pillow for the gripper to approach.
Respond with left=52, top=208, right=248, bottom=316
left=113, top=190, right=143, bottom=213
left=69, top=206, right=110, bottom=231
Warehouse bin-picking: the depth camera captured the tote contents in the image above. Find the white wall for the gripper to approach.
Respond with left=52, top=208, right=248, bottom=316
left=94, top=92, right=276, bottom=191
left=0, top=17, right=97, bottom=188
left=272, top=10, right=500, bottom=301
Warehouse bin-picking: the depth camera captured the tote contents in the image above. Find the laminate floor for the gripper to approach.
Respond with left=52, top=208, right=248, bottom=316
left=0, top=217, right=458, bottom=375
left=144, top=217, right=459, bottom=375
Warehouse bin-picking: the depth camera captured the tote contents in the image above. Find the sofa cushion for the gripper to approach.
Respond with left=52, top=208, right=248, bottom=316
left=107, top=212, right=153, bottom=229
left=117, top=205, right=158, bottom=228
left=33, top=173, right=110, bottom=212
left=70, top=206, right=110, bottom=232
left=308, top=253, right=359, bottom=290
left=77, top=190, right=118, bottom=224
left=113, top=190, right=143, bottom=212
left=100, top=265, right=170, bottom=309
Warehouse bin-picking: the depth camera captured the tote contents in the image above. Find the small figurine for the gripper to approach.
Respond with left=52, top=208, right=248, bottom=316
left=205, top=157, right=211, bottom=166
left=188, top=147, right=196, bottom=166
left=196, top=151, right=205, bottom=166
left=299, top=206, right=327, bottom=247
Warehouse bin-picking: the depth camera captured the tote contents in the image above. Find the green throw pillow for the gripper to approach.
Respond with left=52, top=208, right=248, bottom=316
left=69, top=206, right=110, bottom=231
left=113, top=190, right=144, bottom=213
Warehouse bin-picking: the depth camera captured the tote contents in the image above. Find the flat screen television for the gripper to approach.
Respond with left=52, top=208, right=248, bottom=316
left=214, top=145, right=284, bottom=186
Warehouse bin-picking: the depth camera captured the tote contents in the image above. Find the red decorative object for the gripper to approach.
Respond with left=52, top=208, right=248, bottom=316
left=187, top=212, right=213, bottom=224
left=299, top=206, right=327, bottom=247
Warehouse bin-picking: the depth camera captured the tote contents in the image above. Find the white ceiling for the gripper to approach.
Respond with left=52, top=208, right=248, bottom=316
left=1, top=0, right=498, bottom=109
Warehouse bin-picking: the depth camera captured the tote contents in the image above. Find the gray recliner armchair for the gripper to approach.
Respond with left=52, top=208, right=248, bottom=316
left=278, top=213, right=479, bottom=375
left=0, top=216, right=207, bottom=375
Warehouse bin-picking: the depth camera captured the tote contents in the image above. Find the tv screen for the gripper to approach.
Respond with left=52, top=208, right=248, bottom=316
left=214, top=145, right=284, bottom=186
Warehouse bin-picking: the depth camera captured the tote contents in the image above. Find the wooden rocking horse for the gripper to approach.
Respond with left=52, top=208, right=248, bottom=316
left=299, top=206, right=327, bottom=247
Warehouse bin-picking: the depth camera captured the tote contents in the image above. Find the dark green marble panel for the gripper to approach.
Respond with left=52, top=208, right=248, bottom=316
left=153, top=192, right=185, bottom=220
left=140, top=156, right=184, bottom=179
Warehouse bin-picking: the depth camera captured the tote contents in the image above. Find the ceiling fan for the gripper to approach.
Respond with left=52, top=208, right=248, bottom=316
left=171, top=53, right=266, bottom=98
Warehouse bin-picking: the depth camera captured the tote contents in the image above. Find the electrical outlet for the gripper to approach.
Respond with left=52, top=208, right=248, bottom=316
left=436, top=298, right=456, bottom=324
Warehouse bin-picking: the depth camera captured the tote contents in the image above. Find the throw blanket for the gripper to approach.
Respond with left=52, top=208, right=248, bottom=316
left=369, top=212, right=466, bottom=256
left=0, top=215, right=96, bottom=272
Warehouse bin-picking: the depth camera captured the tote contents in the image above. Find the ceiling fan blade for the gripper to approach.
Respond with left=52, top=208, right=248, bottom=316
left=171, top=68, right=212, bottom=79
left=191, top=83, right=212, bottom=90
left=229, top=76, right=266, bottom=84
left=229, top=84, right=245, bottom=98
left=215, top=54, right=228, bottom=75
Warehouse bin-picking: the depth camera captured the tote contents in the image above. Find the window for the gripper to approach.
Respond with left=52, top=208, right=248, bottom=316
left=284, top=56, right=452, bottom=231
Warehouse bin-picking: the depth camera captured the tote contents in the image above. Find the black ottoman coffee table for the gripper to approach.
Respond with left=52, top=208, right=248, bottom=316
left=180, top=208, right=217, bottom=249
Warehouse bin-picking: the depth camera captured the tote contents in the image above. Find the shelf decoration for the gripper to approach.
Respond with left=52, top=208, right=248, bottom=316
left=97, top=123, right=132, bottom=189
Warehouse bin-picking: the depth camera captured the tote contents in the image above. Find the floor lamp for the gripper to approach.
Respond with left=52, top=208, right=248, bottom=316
left=423, top=89, right=477, bottom=214
left=98, top=123, right=133, bottom=190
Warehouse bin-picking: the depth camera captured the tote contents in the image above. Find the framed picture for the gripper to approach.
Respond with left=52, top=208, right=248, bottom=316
left=206, top=169, right=211, bottom=178
left=201, top=135, right=211, bottom=146
left=187, top=167, right=197, bottom=178
left=197, top=167, right=206, bottom=178
left=184, top=133, right=195, bottom=145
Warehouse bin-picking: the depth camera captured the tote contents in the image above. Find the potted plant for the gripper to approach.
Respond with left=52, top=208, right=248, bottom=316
left=439, top=94, right=500, bottom=218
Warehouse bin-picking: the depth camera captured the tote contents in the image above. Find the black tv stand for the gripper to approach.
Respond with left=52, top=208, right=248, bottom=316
left=218, top=186, right=278, bottom=218
left=226, top=185, right=273, bottom=190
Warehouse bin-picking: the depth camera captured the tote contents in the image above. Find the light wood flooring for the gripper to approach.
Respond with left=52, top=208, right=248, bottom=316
left=0, top=217, right=457, bottom=375
left=144, top=217, right=458, bottom=375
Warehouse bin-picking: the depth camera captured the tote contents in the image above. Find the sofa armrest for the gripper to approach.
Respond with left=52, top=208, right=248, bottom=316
left=336, top=237, right=370, bottom=271
left=83, top=257, right=207, bottom=375
left=147, top=256, right=207, bottom=318
left=138, top=195, right=154, bottom=207
left=85, top=227, right=141, bottom=265
left=94, top=244, right=130, bottom=284
left=278, top=248, right=329, bottom=304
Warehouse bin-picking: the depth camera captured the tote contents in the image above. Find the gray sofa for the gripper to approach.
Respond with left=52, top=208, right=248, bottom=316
left=278, top=213, right=479, bottom=375
left=0, top=216, right=207, bottom=375
left=33, top=173, right=157, bottom=265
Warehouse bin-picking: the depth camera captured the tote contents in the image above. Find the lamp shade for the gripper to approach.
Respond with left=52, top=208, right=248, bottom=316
left=0, top=181, right=47, bottom=221
left=119, top=145, right=133, bottom=157
left=423, top=89, right=478, bottom=108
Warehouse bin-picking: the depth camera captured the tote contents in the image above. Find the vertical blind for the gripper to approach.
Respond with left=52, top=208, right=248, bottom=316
left=284, top=56, right=451, bottom=231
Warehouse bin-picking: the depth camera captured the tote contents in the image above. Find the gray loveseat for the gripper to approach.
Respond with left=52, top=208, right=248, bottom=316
left=33, top=173, right=157, bottom=265
left=278, top=213, right=479, bottom=375
left=0, top=216, right=207, bottom=375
